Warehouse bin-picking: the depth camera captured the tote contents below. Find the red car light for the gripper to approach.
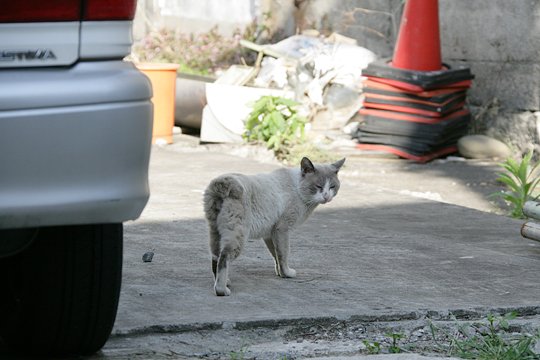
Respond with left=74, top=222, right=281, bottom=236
left=0, top=0, right=137, bottom=22
left=84, top=0, right=137, bottom=21
left=0, top=0, right=81, bottom=22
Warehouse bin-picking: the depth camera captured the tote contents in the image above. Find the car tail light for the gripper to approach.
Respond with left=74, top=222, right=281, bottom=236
left=0, top=0, right=137, bottom=23
left=0, top=0, right=81, bottom=22
left=84, top=0, right=137, bottom=20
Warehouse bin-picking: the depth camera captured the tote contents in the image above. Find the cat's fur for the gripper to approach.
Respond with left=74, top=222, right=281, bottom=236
left=203, top=157, right=345, bottom=296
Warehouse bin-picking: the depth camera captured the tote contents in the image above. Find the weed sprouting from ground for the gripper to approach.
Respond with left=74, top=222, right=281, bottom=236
left=244, top=95, right=341, bottom=164
left=243, top=95, right=307, bottom=161
left=229, top=344, right=247, bottom=360
left=362, top=339, right=381, bottom=354
left=492, top=151, right=540, bottom=218
left=430, top=312, right=540, bottom=360
left=386, top=332, right=405, bottom=353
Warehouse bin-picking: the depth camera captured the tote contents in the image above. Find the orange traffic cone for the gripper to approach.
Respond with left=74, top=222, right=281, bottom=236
left=355, top=0, right=474, bottom=162
left=392, top=0, right=442, bottom=71
left=362, top=0, right=473, bottom=91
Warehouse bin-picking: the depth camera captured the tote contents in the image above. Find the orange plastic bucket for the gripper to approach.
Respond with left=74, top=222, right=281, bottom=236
left=136, top=63, right=179, bottom=144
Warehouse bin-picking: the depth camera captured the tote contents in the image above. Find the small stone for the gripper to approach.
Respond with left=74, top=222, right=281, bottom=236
left=155, top=138, right=168, bottom=147
left=457, top=135, right=511, bottom=159
left=142, top=251, right=154, bottom=262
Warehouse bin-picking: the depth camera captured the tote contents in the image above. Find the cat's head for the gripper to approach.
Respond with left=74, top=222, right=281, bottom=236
left=299, top=157, right=345, bottom=205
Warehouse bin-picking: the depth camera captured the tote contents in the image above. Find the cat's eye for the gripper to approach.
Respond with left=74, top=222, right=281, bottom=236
left=316, top=185, right=323, bottom=190
left=330, top=185, right=336, bottom=189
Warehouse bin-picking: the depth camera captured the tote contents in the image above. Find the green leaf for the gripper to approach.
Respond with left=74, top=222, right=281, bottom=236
left=274, top=97, right=298, bottom=107
left=497, top=173, right=521, bottom=193
left=267, top=135, right=277, bottom=149
left=501, top=193, right=521, bottom=206
left=271, top=111, right=286, bottom=130
left=504, top=157, right=521, bottom=173
left=518, top=151, right=532, bottom=183
left=250, top=96, right=270, bottom=114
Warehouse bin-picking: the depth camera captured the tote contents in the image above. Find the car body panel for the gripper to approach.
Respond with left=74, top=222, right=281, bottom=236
left=0, top=61, right=153, bottom=229
left=80, top=21, right=133, bottom=59
left=0, top=22, right=80, bottom=67
left=0, top=61, right=151, bottom=110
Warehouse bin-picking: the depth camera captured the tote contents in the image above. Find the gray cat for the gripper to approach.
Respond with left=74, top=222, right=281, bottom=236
left=203, top=156, right=345, bottom=296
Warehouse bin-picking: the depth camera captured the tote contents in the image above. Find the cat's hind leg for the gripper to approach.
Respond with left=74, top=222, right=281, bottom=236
left=210, top=225, right=231, bottom=288
left=214, top=250, right=231, bottom=296
left=214, top=198, right=246, bottom=296
left=209, top=224, right=220, bottom=280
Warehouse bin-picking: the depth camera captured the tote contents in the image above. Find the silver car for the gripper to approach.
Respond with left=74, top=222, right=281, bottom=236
left=0, top=0, right=152, bottom=356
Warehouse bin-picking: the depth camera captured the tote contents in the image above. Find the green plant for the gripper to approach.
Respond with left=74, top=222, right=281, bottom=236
left=493, top=151, right=540, bottom=218
left=229, top=344, right=247, bottom=360
left=449, top=312, right=540, bottom=360
left=362, top=339, right=381, bottom=354
left=131, top=26, right=257, bottom=76
left=386, top=332, right=405, bottom=353
left=244, top=95, right=307, bottom=159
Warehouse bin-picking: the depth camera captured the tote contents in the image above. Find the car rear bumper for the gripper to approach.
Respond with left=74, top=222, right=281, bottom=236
left=0, top=61, right=153, bottom=229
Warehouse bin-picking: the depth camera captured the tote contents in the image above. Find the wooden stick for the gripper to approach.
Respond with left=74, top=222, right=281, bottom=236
left=523, top=200, right=540, bottom=220
left=239, top=39, right=288, bottom=59
left=521, top=221, right=540, bottom=242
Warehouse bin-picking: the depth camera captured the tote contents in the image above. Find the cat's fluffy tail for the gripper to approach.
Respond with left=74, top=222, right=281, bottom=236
left=203, top=175, right=244, bottom=223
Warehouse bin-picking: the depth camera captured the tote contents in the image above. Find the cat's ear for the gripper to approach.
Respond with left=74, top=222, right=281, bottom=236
left=300, top=157, right=315, bottom=176
left=331, top=158, right=346, bottom=173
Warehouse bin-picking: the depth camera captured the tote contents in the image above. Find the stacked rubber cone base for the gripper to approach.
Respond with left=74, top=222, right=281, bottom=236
left=354, top=59, right=474, bottom=162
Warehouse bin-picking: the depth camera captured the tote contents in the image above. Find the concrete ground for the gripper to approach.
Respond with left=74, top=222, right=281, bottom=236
left=95, top=135, right=539, bottom=359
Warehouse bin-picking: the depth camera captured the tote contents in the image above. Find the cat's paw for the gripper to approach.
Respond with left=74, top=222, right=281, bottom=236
left=214, top=285, right=231, bottom=296
left=280, top=267, right=297, bottom=278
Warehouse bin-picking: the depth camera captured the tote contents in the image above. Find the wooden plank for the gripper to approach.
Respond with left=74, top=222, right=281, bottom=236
left=521, top=221, right=540, bottom=242
left=214, top=65, right=258, bottom=86
left=239, top=39, right=286, bottom=59
left=523, top=200, right=540, bottom=220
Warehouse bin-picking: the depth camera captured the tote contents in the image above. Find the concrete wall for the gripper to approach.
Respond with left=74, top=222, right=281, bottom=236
left=440, top=0, right=540, bottom=111
left=438, top=0, right=540, bottom=153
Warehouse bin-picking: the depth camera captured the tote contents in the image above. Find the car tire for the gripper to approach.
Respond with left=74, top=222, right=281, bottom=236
left=0, top=224, right=123, bottom=356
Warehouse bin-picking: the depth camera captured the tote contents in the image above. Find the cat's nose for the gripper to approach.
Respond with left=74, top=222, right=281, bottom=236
left=323, top=194, right=332, bottom=202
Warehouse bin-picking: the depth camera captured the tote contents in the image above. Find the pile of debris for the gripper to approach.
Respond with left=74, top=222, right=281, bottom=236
left=180, top=0, right=475, bottom=164
left=196, top=32, right=376, bottom=144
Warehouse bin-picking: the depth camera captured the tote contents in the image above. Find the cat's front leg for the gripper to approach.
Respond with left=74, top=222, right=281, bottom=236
left=272, top=228, right=296, bottom=278
left=263, top=237, right=280, bottom=276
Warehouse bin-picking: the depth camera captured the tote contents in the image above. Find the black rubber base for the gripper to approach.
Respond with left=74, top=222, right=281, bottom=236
left=364, top=92, right=466, bottom=117
left=353, top=108, right=470, bottom=161
left=363, top=59, right=474, bottom=90
left=356, top=143, right=458, bottom=163
left=357, top=108, right=470, bottom=139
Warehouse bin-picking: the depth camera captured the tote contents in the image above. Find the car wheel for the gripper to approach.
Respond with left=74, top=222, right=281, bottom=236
left=0, top=224, right=123, bottom=356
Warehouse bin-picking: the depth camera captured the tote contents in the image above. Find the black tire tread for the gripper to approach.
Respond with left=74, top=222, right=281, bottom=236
left=0, top=224, right=123, bottom=356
